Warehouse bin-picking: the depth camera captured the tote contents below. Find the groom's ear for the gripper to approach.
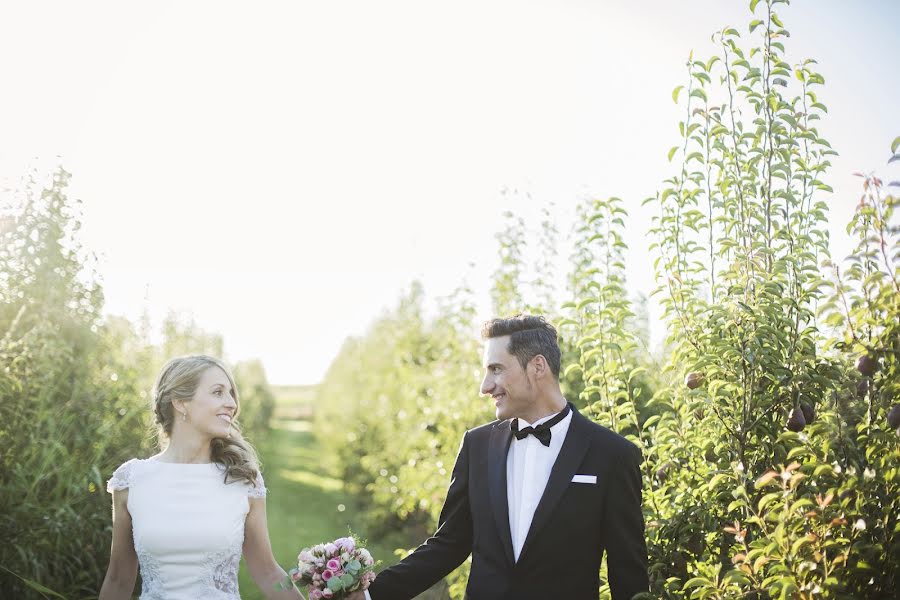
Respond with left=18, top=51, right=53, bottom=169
left=530, top=354, right=550, bottom=380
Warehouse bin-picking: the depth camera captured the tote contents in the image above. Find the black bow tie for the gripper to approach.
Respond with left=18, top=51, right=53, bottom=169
left=511, top=404, right=571, bottom=447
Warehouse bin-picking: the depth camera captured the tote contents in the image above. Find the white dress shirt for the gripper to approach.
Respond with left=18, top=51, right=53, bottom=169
left=366, top=405, right=572, bottom=599
left=507, top=407, right=572, bottom=562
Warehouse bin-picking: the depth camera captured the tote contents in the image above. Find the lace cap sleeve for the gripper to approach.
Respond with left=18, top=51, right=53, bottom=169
left=107, top=459, right=137, bottom=493
left=247, top=469, right=267, bottom=498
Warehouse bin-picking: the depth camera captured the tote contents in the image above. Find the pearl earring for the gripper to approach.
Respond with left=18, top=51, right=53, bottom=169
left=181, top=411, right=187, bottom=422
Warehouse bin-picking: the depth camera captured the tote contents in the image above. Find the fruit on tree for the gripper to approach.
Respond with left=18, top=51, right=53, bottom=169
left=888, top=405, right=900, bottom=430
left=800, top=401, right=816, bottom=425
left=685, top=372, right=704, bottom=390
left=656, top=462, right=672, bottom=482
left=787, top=407, right=806, bottom=432
left=856, top=354, right=878, bottom=377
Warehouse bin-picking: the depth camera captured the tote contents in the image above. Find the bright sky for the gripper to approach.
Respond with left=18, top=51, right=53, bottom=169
left=1, top=1, right=897, bottom=384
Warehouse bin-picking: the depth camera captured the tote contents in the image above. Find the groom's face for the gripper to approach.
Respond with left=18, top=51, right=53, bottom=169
left=480, top=335, right=533, bottom=421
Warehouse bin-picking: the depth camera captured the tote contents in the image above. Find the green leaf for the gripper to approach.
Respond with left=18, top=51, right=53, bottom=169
left=672, top=85, right=684, bottom=103
left=749, top=19, right=763, bottom=32
left=690, top=88, right=708, bottom=102
left=628, top=367, right=647, bottom=382
left=563, top=363, right=583, bottom=378
left=686, top=151, right=704, bottom=163
left=0, top=567, right=67, bottom=599
left=327, top=576, right=345, bottom=591
left=750, top=0, right=762, bottom=11
left=891, top=136, right=900, bottom=154
left=683, top=576, right=714, bottom=589
left=771, top=13, right=784, bottom=28
left=668, top=146, right=679, bottom=162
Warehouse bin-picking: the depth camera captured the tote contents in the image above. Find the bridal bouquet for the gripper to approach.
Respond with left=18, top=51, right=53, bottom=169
left=288, top=536, right=377, bottom=599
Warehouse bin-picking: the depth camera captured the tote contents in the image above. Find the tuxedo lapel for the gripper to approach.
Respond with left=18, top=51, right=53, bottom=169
left=488, top=420, right=515, bottom=567
left=517, top=408, right=591, bottom=563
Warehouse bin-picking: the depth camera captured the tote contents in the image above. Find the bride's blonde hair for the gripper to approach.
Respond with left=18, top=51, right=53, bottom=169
left=152, top=355, right=261, bottom=488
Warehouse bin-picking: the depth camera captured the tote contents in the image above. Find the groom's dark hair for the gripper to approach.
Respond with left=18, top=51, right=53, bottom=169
left=481, top=315, right=561, bottom=379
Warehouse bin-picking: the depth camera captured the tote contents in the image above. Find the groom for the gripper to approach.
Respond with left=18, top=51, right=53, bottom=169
left=354, top=315, right=649, bottom=599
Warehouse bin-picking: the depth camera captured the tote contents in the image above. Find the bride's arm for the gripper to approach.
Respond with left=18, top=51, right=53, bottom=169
left=244, top=496, right=303, bottom=599
left=98, top=489, right=138, bottom=600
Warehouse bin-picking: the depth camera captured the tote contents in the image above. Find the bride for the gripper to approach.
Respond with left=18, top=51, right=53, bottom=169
left=99, top=355, right=302, bottom=600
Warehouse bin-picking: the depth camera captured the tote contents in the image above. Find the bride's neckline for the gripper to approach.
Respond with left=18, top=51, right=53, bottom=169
left=147, top=456, right=215, bottom=465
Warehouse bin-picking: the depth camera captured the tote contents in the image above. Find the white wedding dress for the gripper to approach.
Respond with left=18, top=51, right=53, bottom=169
left=107, top=458, right=266, bottom=600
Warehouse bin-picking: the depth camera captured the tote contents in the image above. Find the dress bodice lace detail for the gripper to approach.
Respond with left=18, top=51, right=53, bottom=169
left=248, top=471, right=267, bottom=498
left=134, top=541, right=165, bottom=600
left=106, top=458, right=137, bottom=492
left=106, top=458, right=266, bottom=599
left=200, top=534, right=245, bottom=599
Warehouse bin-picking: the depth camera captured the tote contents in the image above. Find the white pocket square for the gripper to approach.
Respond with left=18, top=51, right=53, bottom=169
left=571, top=474, right=597, bottom=484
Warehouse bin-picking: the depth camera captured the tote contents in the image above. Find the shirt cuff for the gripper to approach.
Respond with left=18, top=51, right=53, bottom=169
left=365, top=591, right=372, bottom=600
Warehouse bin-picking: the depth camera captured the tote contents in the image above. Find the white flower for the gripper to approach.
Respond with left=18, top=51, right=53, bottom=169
left=853, top=519, right=866, bottom=531
left=359, top=548, right=373, bottom=566
left=863, top=467, right=875, bottom=480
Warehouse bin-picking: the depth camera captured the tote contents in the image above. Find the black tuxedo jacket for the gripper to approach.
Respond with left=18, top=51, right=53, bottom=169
left=368, top=405, right=649, bottom=599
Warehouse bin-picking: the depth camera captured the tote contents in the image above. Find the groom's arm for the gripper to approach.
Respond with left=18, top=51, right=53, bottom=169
left=366, top=431, right=474, bottom=600
left=604, top=444, right=649, bottom=600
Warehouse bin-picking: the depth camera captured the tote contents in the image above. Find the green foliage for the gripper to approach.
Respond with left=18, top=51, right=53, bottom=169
left=314, top=281, right=486, bottom=596
left=0, top=168, right=150, bottom=597
left=0, top=167, right=277, bottom=598
left=317, top=3, right=898, bottom=600
left=561, top=197, right=647, bottom=442
left=491, top=209, right=527, bottom=317
left=638, top=0, right=899, bottom=595
left=234, top=359, right=277, bottom=437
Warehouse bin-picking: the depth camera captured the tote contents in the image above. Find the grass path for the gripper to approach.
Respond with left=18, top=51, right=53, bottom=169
left=237, top=416, right=408, bottom=600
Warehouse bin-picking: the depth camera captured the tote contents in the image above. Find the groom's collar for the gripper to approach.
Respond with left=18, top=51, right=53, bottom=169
left=507, top=400, right=577, bottom=430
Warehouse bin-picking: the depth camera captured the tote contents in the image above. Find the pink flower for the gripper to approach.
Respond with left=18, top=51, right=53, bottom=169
left=326, top=558, right=341, bottom=571
left=322, top=589, right=334, bottom=599
left=335, top=537, right=356, bottom=552
left=322, top=570, right=334, bottom=581
left=309, top=591, right=323, bottom=600
left=299, top=550, right=315, bottom=563
left=324, top=543, right=338, bottom=555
